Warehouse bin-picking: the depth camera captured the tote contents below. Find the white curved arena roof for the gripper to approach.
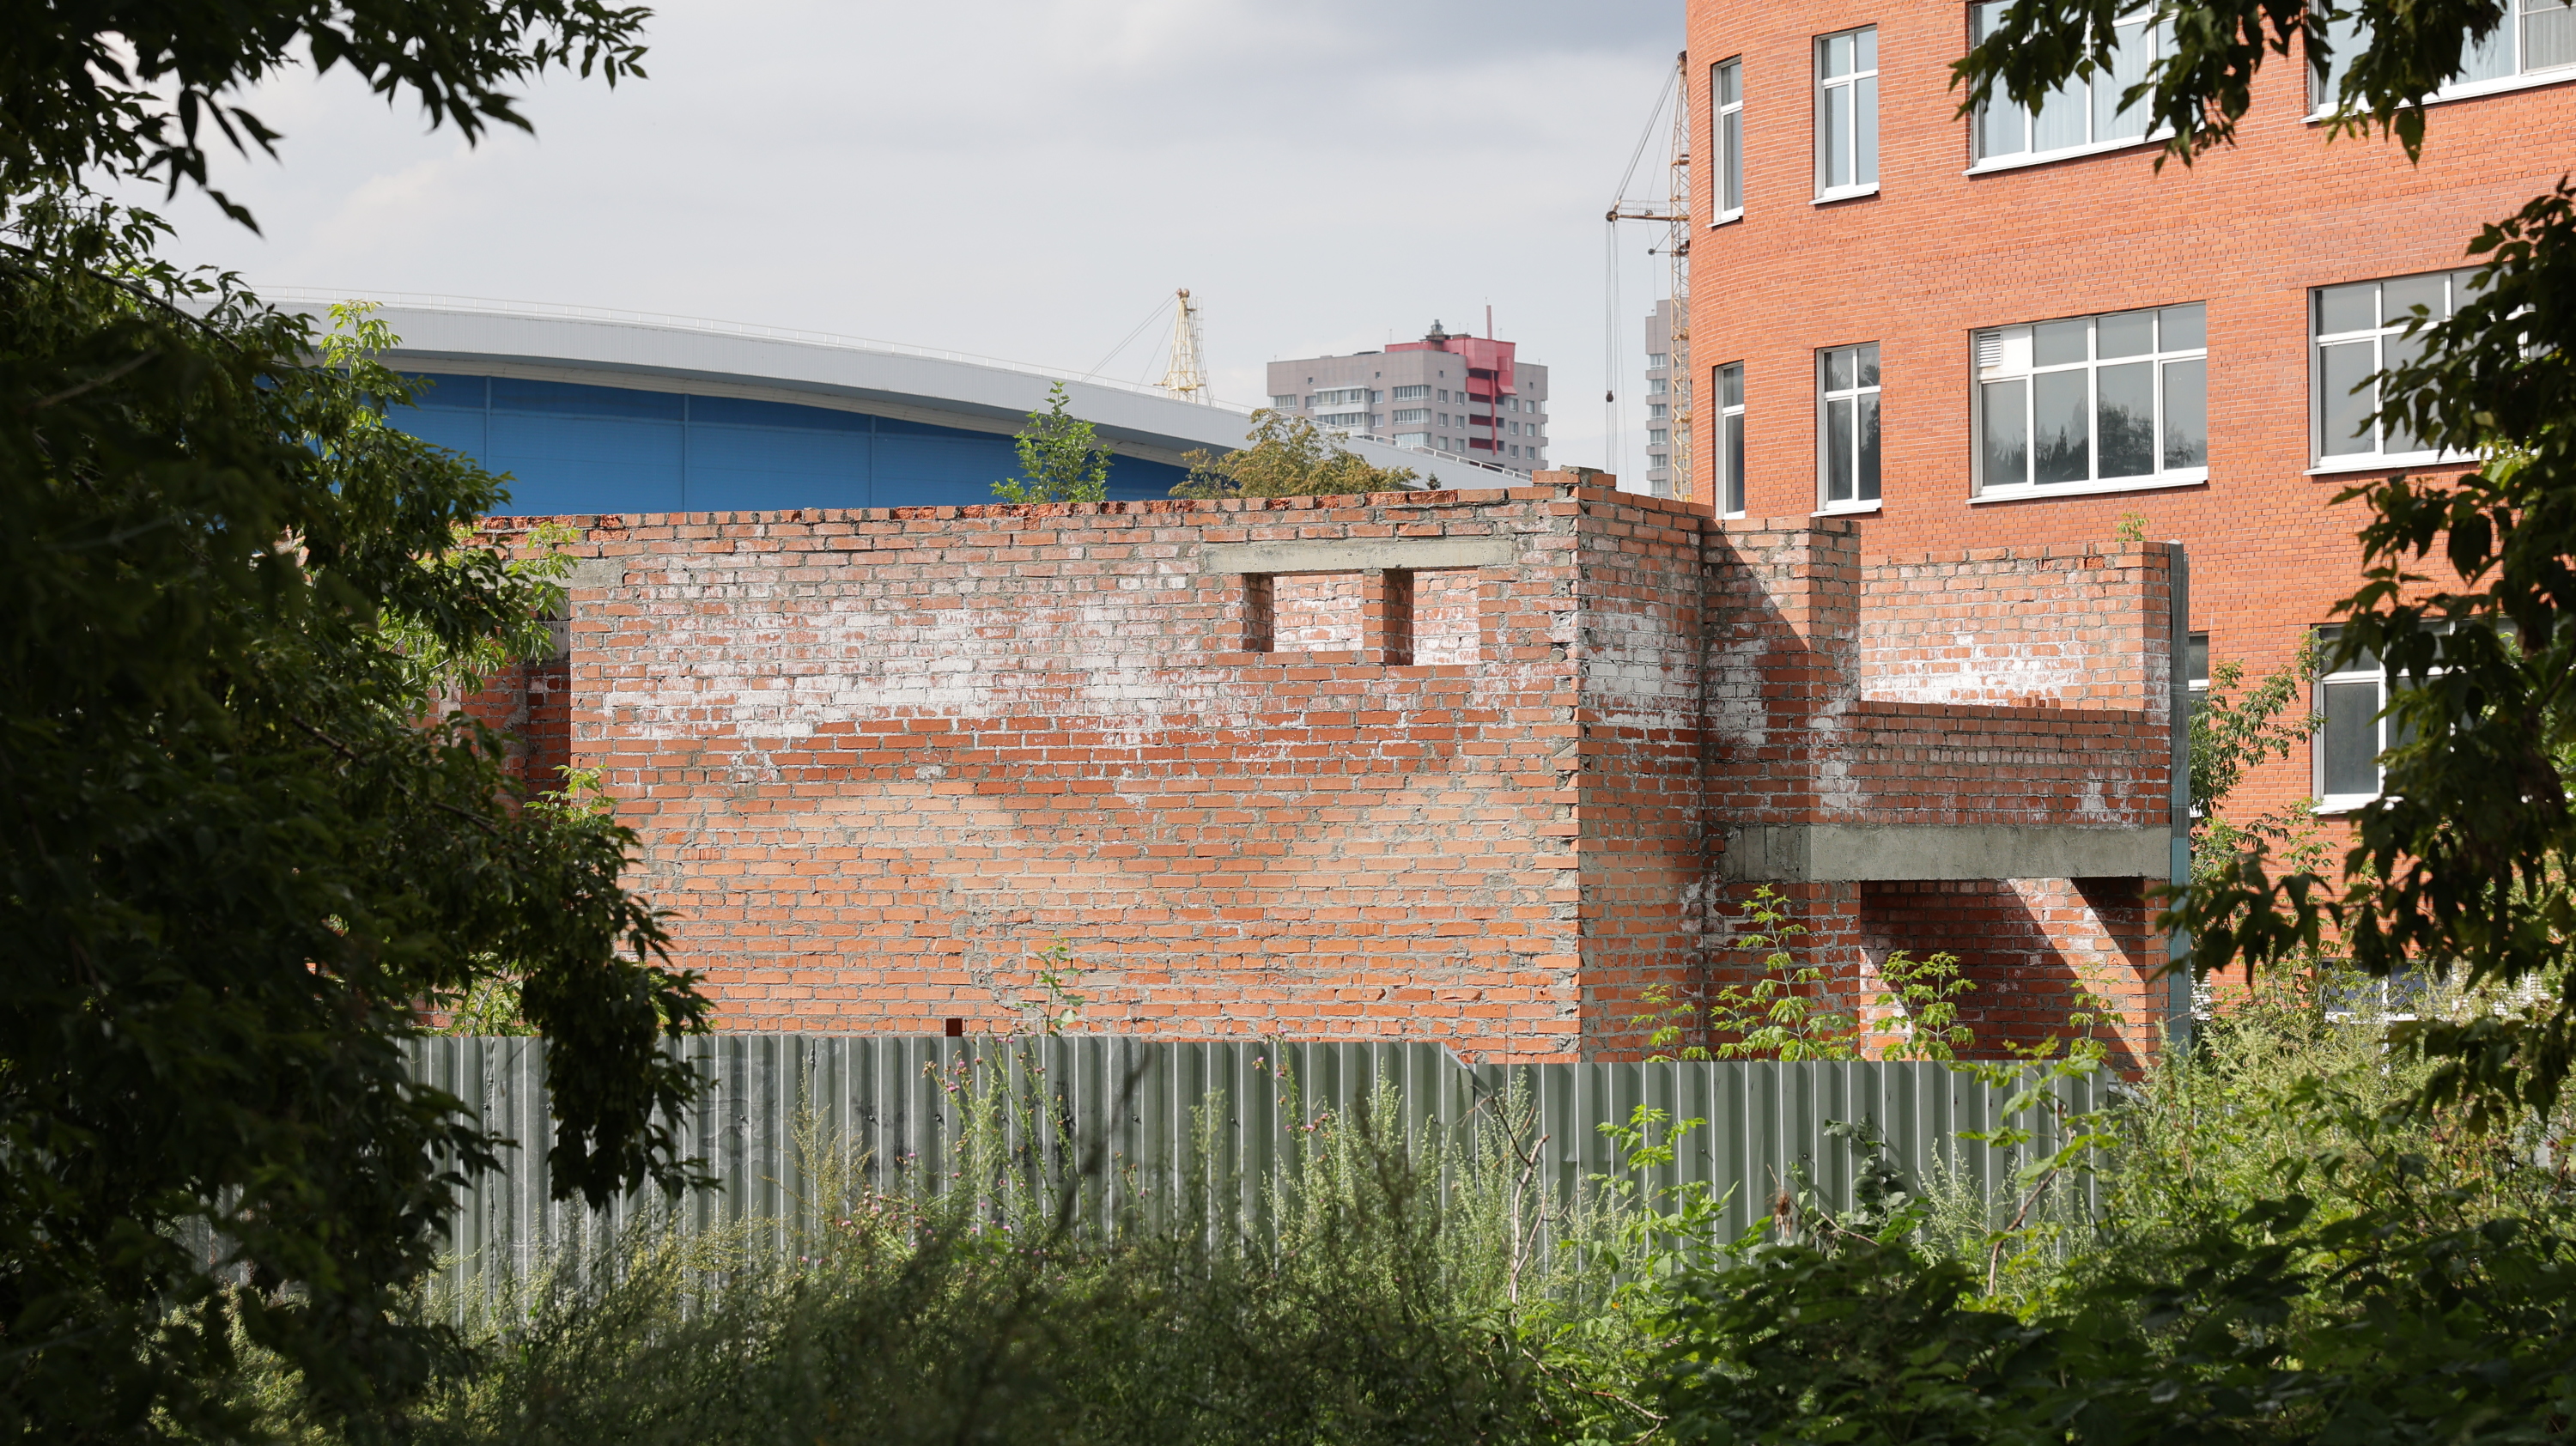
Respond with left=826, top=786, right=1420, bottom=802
left=270, top=290, right=1510, bottom=489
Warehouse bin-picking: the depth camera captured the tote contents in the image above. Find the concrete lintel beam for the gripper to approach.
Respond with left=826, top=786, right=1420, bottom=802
left=1200, top=536, right=1518, bottom=575
left=1721, top=823, right=2167, bottom=883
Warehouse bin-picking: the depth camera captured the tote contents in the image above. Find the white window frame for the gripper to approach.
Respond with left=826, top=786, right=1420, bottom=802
left=1814, top=27, right=1880, bottom=202
left=2309, top=268, right=2482, bottom=472
left=2312, top=624, right=2408, bottom=812
left=2310, top=0, right=2576, bottom=117
left=1712, top=57, right=1747, bottom=224
left=1394, top=432, right=1431, bottom=449
left=1967, top=3, right=2168, bottom=173
left=1816, top=343, right=1881, bottom=512
left=1716, top=362, right=1747, bottom=517
left=1392, top=385, right=1430, bottom=400
left=1971, top=304, right=2209, bottom=502
left=1392, top=407, right=1431, bottom=425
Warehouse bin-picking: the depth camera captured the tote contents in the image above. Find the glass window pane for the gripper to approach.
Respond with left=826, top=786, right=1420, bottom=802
left=2033, top=318, right=2089, bottom=366
left=2318, top=624, right=2380, bottom=673
left=2528, top=0, right=2576, bottom=71
left=1721, top=111, right=1743, bottom=210
left=2033, top=369, right=2091, bottom=483
left=1856, top=26, right=1877, bottom=70
left=1826, top=396, right=1854, bottom=501
left=2317, top=283, right=2379, bottom=337
left=2387, top=675, right=2421, bottom=754
left=2159, top=302, right=2206, bottom=351
left=1718, top=363, right=1744, bottom=408
left=2319, top=340, right=2379, bottom=455
left=2034, top=79, right=2088, bottom=150
left=1825, top=347, right=1853, bottom=392
left=1724, top=412, right=1746, bottom=513
left=2380, top=331, right=2426, bottom=453
left=2381, top=273, right=2446, bottom=325
left=1983, top=379, right=2029, bottom=486
left=1856, top=75, right=1879, bottom=184
left=1716, top=59, right=1741, bottom=106
left=2458, top=15, right=2514, bottom=81
left=2321, top=679, right=2384, bottom=796
left=2186, top=634, right=2209, bottom=684
left=1826, top=33, right=1853, bottom=78
left=1824, top=84, right=1851, bottom=188
left=1979, top=98, right=2029, bottom=158
left=2162, top=358, right=2208, bottom=469
left=1856, top=343, right=1880, bottom=388
left=1856, top=394, right=1880, bottom=501
left=2098, top=309, right=2155, bottom=358
left=2096, top=20, right=2154, bottom=141
left=2096, top=361, right=2156, bottom=478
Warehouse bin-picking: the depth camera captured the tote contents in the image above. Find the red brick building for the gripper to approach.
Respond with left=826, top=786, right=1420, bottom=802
left=478, top=483, right=2182, bottom=1063
left=1680, top=0, right=2570, bottom=828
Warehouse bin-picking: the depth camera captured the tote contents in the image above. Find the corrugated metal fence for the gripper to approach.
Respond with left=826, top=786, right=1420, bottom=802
left=410, top=1034, right=2100, bottom=1306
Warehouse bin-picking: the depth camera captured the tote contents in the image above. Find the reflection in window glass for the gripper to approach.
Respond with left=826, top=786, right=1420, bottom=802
left=2162, top=358, right=2207, bottom=469
left=1975, top=304, right=2208, bottom=492
left=2310, top=270, right=2480, bottom=463
left=1818, top=343, right=1880, bottom=507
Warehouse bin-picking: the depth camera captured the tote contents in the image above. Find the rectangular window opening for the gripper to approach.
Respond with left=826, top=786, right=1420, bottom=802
left=2312, top=0, right=2576, bottom=112
left=1716, top=362, right=1747, bottom=515
left=1971, top=3, right=2166, bottom=165
left=1713, top=57, right=1746, bottom=219
left=1814, top=27, right=1880, bottom=199
left=1817, top=343, right=1880, bottom=510
left=1972, top=303, right=2208, bottom=496
left=2310, top=269, right=2483, bottom=466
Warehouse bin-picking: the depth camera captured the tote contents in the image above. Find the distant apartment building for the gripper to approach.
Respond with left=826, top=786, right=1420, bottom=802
left=1683, top=0, right=2573, bottom=830
left=1267, top=322, right=1551, bottom=476
left=1643, top=299, right=1677, bottom=494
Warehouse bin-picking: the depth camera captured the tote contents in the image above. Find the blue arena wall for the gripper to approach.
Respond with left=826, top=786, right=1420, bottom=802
left=393, top=373, right=1190, bottom=515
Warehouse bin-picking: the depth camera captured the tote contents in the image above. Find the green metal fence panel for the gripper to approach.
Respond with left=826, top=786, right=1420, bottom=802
left=405, top=1035, right=2099, bottom=1305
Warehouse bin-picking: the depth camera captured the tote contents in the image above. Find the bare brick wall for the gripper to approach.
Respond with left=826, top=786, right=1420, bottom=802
left=473, top=483, right=2173, bottom=1062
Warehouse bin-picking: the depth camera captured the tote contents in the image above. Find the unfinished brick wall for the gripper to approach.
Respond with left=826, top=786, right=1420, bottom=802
left=1692, top=520, right=2177, bottom=1064
left=472, top=481, right=2175, bottom=1063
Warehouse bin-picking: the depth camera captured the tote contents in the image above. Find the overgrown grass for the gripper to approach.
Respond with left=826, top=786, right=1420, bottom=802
left=234, top=1068, right=1665, bottom=1446
left=217, top=983, right=2576, bottom=1444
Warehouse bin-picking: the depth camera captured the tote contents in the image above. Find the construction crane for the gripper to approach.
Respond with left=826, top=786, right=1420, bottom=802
left=1161, top=288, right=1211, bottom=404
left=1606, top=50, right=1692, bottom=502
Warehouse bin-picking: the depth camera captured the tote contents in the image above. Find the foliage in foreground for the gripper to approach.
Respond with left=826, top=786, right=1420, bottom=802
left=1171, top=410, right=1420, bottom=499
left=1647, top=975, right=2576, bottom=1445
left=4, top=3, right=708, bottom=1438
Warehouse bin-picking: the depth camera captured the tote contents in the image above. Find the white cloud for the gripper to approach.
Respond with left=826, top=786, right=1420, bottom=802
left=115, top=0, right=1684, bottom=472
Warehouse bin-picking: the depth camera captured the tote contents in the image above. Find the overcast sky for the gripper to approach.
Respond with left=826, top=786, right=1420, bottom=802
left=120, top=0, right=1686, bottom=476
